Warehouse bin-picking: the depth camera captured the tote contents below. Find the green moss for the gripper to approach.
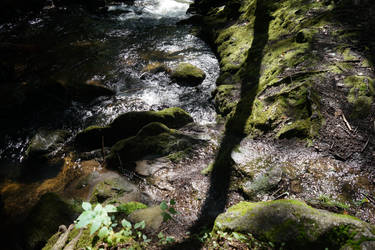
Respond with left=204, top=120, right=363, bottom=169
left=75, top=107, right=193, bottom=151
left=171, top=63, right=206, bottom=85
left=213, top=199, right=373, bottom=248
left=213, top=84, right=238, bottom=116
left=42, top=231, right=61, bottom=250
left=117, top=202, right=148, bottom=216
left=106, top=124, right=201, bottom=169
left=276, top=118, right=311, bottom=139
left=344, top=76, right=374, bottom=118
left=342, top=48, right=358, bottom=61
left=201, top=163, right=214, bottom=175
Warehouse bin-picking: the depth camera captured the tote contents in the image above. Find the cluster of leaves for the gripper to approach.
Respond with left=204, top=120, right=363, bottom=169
left=75, top=201, right=176, bottom=248
left=160, top=199, right=177, bottom=221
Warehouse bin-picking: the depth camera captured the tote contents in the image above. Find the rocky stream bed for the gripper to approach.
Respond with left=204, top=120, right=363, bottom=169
left=0, top=0, right=375, bottom=249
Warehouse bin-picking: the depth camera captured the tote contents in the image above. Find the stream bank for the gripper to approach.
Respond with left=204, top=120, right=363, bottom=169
left=1, top=0, right=375, bottom=249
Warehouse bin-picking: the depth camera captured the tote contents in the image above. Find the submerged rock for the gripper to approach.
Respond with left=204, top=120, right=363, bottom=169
left=171, top=62, right=206, bottom=86
left=75, top=107, right=193, bottom=151
left=214, top=199, right=375, bottom=249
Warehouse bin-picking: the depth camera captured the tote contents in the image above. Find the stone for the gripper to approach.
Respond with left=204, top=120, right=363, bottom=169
left=214, top=200, right=375, bottom=249
left=75, top=107, right=193, bottom=151
left=26, top=130, right=69, bottom=159
left=128, top=206, right=164, bottom=232
left=241, top=165, right=282, bottom=198
left=89, top=175, right=141, bottom=205
left=171, top=63, right=206, bottom=86
left=105, top=122, right=201, bottom=169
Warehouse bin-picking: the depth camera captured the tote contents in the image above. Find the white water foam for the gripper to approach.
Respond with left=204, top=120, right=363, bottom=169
left=143, top=0, right=191, bottom=18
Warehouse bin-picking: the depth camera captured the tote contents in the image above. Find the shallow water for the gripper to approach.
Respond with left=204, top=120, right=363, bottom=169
left=0, top=0, right=219, bottom=166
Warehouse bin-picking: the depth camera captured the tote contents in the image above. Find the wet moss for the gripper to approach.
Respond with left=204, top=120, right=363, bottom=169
left=171, top=63, right=206, bottom=86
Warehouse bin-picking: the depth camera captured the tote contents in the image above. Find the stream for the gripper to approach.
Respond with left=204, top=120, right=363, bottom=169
left=0, top=0, right=219, bottom=180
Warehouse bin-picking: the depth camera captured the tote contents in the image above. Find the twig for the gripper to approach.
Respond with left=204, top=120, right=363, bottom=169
left=361, top=137, right=370, bottom=153
left=101, top=136, right=105, bottom=162
left=275, top=192, right=289, bottom=200
left=341, top=113, right=352, bottom=131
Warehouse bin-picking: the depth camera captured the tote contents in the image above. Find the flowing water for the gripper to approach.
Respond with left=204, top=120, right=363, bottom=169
left=0, top=0, right=219, bottom=176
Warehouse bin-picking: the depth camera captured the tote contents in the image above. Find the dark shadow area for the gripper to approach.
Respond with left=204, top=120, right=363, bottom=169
left=164, top=1, right=273, bottom=248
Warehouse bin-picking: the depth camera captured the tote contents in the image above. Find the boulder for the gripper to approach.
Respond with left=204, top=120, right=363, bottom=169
left=22, top=193, right=79, bottom=250
left=171, top=63, right=206, bottom=86
left=105, top=122, right=200, bottom=169
left=214, top=200, right=375, bottom=249
left=26, top=130, right=69, bottom=159
left=89, top=175, right=142, bottom=205
left=75, top=107, right=193, bottom=151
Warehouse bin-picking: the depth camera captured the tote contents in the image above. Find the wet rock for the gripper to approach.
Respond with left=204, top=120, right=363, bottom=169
left=75, top=107, right=193, bottom=151
left=105, top=122, right=201, bottom=169
left=214, top=199, right=375, bottom=249
left=89, top=175, right=142, bottom=205
left=70, top=80, right=115, bottom=102
left=128, top=206, right=164, bottom=232
left=171, top=63, right=206, bottom=86
left=26, top=129, right=69, bottom=159
left=142, top=62, right=171, bottom=74
left=23, top=193, right=79, bottom=250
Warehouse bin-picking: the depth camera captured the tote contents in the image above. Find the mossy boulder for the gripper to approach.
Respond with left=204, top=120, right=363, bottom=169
left=23, top=193, right=79, bottom=250
left=75, top=107, right=193, bottom=151
left=105, top=122, right=201, bottom=169
left=214, top=200, right=375, bottom=249
left=171, top=63, right=206, bottom=86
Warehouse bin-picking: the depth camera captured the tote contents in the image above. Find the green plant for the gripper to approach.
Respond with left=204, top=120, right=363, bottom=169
left=157, top=232, right=175, bottom=245
left=160, top=199, right=177, bottom=222
left=75, top=202, right=116, bottom=235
